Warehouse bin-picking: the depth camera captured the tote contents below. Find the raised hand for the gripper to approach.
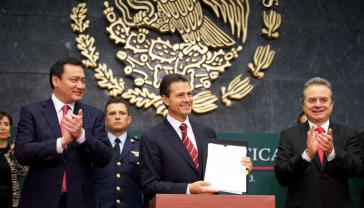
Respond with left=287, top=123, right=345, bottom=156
left=318, top=128, right=333, bottom=155
left=306, top=126, right=318, bottom=159
left=61, top=128, right=73, bottom=149
left=63, top=109, right=84, bottom=139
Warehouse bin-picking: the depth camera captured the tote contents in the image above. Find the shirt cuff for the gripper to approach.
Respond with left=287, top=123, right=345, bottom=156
left=186, top=184, right=191, bottom=194
left=302, top=149, right=312, bottom=162
left=56, top=138, right=64, bottom=154
left=75, top=128, right=85, bottom=144
left=326, top=147, right=335, bottom=161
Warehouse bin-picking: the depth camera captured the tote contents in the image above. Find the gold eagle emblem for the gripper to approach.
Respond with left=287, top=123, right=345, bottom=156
left=115, top=0, right=249, bottom=48
left=70, top=0, right=281, bottom=116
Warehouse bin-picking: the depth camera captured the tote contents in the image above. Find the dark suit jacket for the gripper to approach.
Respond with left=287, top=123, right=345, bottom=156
left=356, top=131, right=364, bottom=208
left=274, top=122, right=362, bottom=208
left=94, top=135, right=142, bottom=208
left=15, top=99, right=112, bottom=208
left=139, top=118, right=216, bottom=205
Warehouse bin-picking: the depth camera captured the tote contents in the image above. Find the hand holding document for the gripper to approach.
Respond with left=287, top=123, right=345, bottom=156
left=204, top=141, right=247, bottom=194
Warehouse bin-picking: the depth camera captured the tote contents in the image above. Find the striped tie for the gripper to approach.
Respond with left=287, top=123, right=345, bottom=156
left=179, top=123, right=199, bottom=170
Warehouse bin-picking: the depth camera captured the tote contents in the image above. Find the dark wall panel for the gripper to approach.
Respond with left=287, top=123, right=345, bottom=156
left=0, top=0, right=363, bottom=133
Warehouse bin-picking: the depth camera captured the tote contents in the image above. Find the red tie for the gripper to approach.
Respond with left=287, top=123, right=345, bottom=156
left=314, top=127, right=325, bottom=165
left=180, top=123, right=199, bottom=170
left=60, top=105, right=70, bottom=192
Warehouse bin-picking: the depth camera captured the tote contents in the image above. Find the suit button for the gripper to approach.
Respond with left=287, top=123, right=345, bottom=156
left=116, top=161, right=122, bottom=166
left=116, top=199, right=121, bottom=204
left=116, top=186, right=121, bottom=191
left=116, top=173, right=121, bottom=178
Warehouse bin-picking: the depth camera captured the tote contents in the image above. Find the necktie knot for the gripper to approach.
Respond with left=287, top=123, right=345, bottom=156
left=179, top=123, right=187, bottom=132
left=60, top=105, right=70, bottom=135
left=115, top=138, right=121, bottom=145
left=62, top=105, right=70, bottom=115
left=314, top=127, right=325, bottom=134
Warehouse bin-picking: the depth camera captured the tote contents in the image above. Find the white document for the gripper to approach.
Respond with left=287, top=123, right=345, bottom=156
left=204, top=143, right=247, bottom=194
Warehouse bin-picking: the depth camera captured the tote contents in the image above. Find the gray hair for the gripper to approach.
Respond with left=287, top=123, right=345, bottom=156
left=301, top=77, right=334, bottom=101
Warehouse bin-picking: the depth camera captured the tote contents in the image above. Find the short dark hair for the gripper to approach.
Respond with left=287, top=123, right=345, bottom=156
left=49, top=57, right=83, bottom=89
left=0, top=111, right=13, bottom=127
left=301, top=77, right=334, bottom=102
left=159, top=73, right=189, bottom=97
left=104, top=98, right=129, bottom=115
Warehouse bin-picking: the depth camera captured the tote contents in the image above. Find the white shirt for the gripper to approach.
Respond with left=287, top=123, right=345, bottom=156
left=52, top=94, right=85, bottom=153
left=302, top=119, right=335, bottom=162
left=166, top=114, right=198, bottom=152
left=166, top=114, right=198, bottom=194
left=52, top=94, right=75, bottom=123
left=108, top=132, right=127, bottom=154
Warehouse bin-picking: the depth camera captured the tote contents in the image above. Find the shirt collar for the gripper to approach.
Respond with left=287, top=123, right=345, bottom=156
left=308, top=119, right=330, bottom=133
left=51, top=93, right=75, bottom=113
left=166, top=114, right=191, bottom=132
left=108, top=132, right=127, bottom=145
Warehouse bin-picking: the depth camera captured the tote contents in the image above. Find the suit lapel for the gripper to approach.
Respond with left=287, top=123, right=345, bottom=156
left=73, top=102, right=81, bottom=116
left=329, top=122, right=339, bottom=148
left=41, top=99, right=61, bottom=138
left=120, top=136, right=134, bottom=159
left=162, top=119, right=198, bottom=174
left=190, top=120, right=205, bottom=176
left=320, top=122, right=340, bottom=169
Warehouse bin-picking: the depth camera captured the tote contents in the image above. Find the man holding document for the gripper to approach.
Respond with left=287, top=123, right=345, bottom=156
left=139, top=73, right=252, bottom=207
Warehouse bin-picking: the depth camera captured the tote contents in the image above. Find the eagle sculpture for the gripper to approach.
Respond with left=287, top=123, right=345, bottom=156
left=115, top=0, right=249, bottom=48
left=98, top=0, right=253, bottom=114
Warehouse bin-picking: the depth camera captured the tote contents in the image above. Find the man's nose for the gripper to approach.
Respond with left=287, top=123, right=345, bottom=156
left=76, top=80, right=85, bottom=89
left=115, top=113, right=121, bottom=119
left=182, top=94, right=191, bottom=101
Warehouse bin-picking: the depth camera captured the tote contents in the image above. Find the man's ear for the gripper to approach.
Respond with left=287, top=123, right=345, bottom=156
left=161, top=95, right=169, bottom=107
left=52, top=75, right=60, bottom=88
left=300, top=98, right=304, bottom=108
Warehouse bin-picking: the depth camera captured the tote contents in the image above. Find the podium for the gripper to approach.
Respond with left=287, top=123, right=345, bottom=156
left=150, top=194, right=275, bottom=208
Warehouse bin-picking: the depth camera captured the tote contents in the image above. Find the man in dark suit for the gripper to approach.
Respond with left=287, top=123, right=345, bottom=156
left=139, top=73, right=252, bottom=207
left=15, top=57, right=112, bottom=208
left=275, top=77, right=362, bottom=208
left=94, top=98, right=142, bottom=208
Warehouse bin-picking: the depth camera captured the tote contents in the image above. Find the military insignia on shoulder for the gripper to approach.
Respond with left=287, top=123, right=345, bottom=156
left=131, top=151, right=139, bottom=157
left=130, top=136, right=141, bottom=144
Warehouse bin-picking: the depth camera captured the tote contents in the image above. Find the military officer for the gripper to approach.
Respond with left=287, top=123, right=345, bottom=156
left=94, top=98, right=142, bottom=208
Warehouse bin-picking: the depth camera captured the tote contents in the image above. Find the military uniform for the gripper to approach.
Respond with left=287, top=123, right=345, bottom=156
left=94, top=135, right=142, bottom=208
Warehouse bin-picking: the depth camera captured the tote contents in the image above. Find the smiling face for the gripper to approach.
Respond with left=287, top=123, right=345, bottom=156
left=302, top=84, right=334, bottom=126
left=105, top=102, right=131, bottom=136
left=52, top=64, right=85, bottom=104
left=0, top=116, right=11, bottom=140
left=162, top=81, right=193, bottom=122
